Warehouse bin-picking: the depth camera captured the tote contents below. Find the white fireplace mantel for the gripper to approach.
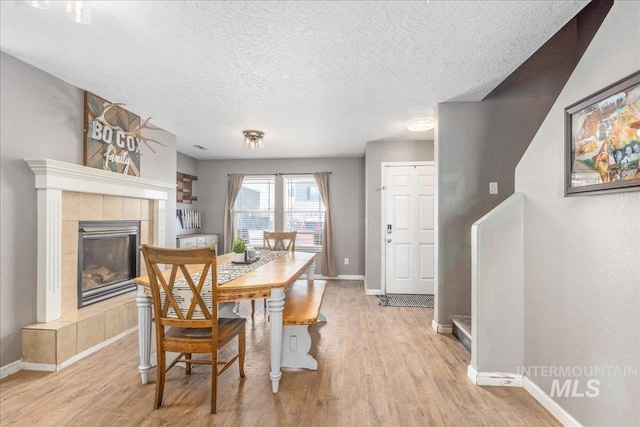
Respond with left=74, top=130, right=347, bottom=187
left=25, top=158, right=174, bottom=322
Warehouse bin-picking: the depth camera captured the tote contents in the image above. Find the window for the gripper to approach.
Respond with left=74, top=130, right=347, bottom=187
left=233, top=176, right=275, bottom=246
left=283, top=175, right=325, bottom=248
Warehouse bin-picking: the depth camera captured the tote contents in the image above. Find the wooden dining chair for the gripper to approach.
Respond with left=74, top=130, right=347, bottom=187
left=140, top=244, right=246, bottom=414
left=263, top=231, right=297, bottom=252
left=249, top=231, right=298, bottom=316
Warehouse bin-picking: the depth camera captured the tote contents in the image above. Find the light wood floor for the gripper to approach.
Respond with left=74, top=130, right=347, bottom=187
left=1, top=281, right=559, bottom=426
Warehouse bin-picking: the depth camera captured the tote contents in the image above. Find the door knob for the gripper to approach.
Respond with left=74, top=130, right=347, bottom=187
left=387, top=238, right=392, bottom=243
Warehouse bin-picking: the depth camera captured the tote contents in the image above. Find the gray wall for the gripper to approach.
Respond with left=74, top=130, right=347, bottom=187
left=364, top=140, right=434, bottom=291
left=434, top=0, right=611, bottom=326
left=0, top=52, right=178, bottom=366
left=196, top=157, right=365, bottom=276
left=516, top=1, right=639, bottom=424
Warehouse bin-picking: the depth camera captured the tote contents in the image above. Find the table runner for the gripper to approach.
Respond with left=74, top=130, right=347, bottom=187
left=162, top=250, right=288, bottom=318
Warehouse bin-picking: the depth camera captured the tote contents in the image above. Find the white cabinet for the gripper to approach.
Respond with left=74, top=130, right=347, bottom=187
left=177, top=233, right=218, bottom=252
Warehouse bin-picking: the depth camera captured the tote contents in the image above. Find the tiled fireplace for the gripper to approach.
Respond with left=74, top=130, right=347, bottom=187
left=21, top=159, right=173, bottom=370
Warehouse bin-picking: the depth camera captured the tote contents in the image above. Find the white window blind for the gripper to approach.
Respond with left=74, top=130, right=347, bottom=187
left=233, top=176, right=275, bottom=246
left=283, top=175, right=325, bottom=248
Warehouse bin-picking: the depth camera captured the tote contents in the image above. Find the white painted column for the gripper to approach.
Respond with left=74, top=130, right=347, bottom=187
left=137, top=285, right=153, bottom=384
left=37, top=188, right=62, bottom=322
left=154, top=200, right=166, bottom=246
left=268, top=286, right=285, bottom=393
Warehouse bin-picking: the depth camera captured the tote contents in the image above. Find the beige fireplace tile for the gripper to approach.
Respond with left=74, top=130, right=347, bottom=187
left=56, top=323, right=77, bottom=364
left=79, top=193, right=104, bottom=220
left=127, top=301, right=138, bottom=329
left=61, top=306, right=104, bottom=322
left=77, top=313, right=105, bottom=353
left=22, top=329, right=56, bottom=365
left=61, top=220, right=79, bottom=255
left=105, top=305, right=128, bottom=339
left=103, top=195, right=123, bottom=220
left=62, top=192, right=79, bottom=220
left=123, top=198, right=141, bottom=220
left=61, top=253, right=78, bottom=316
left=141, top=199, right=152, bottom=221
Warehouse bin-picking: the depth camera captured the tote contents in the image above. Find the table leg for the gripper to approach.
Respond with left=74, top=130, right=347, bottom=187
left=307, top=259, right=315, bottom=280
left=136, top=285, right=153, bottom=384
left=268, top=286, right=285, bottom=393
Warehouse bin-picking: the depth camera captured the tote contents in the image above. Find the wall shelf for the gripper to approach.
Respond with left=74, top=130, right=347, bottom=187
left=177, top=172, right=197, bottom=204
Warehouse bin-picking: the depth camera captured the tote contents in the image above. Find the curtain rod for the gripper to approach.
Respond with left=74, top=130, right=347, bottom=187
left=227, top=173, right=277, bottom=176
left=227, top=172, right=332, bottom=176
left=277, top=172, right=332, bottom=175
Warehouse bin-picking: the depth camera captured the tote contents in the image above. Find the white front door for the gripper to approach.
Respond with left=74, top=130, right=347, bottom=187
left=384, top=164, right=435, bottom=294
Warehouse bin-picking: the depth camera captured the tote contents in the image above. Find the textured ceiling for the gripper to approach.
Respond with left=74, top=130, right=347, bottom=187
left=0, top=1, right=588, bottom=160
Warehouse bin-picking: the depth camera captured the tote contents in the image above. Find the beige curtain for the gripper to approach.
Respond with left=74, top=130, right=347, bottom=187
left=223, top=174, right=244, bottom=253
left=313, top=172, right=337, bottom=277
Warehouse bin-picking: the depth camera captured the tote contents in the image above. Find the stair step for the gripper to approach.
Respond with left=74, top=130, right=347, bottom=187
left=450, top=315, right=471, bottom=353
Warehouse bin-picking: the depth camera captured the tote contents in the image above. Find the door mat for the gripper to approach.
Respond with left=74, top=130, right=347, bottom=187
left=377, top=294, right=434, bottom=308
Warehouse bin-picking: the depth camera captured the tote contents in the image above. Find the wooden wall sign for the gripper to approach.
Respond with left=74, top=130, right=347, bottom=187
left=83, top=91, right=165, bottom=176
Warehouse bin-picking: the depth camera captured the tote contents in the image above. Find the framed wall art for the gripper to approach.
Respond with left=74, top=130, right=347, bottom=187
left=565, top=71, right=640, bottom=196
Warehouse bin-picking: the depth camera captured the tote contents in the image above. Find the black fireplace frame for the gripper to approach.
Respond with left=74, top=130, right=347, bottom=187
left=77, top=220, right=140, bottom=308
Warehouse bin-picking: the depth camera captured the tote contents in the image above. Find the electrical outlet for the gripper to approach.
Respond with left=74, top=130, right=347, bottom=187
left=344, top=258, right=349, bottom=265
left=489, top=182, right=498, bottom=194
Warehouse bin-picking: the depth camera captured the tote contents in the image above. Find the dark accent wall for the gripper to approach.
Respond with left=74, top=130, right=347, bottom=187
left=435, top=0, right=613, bottom=325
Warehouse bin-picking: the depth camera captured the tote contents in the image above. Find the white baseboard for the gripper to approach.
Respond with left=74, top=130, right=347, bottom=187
left=0, top=359, right=23, bottom=379
left=431, top=319, right=453, bottom=334
left=304, top=274, right=365, bottom=281
left=523, top=376, right=583, bottom=427
left=365, top=288, right=383, bottom=296
left=22, top=326, right=138, bottom=373
left=467, top=365, right=523, bottom=387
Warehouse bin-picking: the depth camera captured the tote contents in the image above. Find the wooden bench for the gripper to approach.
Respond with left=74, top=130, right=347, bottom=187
left=280, top=280, right=327, bottom=370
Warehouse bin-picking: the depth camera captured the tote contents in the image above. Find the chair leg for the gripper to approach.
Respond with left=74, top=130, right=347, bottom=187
left=185, top=353, right=192, bottom=375
left=251, top=299, right=255, bottom=317
left=239, top=324, right=246, bottom=378
left=211, top=349, right=218, bottom=414
left=155, top=350, right=166, bottom=409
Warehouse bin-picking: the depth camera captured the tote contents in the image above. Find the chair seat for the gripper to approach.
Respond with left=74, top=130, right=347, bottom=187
left=166, top=318, right=247, bottom=343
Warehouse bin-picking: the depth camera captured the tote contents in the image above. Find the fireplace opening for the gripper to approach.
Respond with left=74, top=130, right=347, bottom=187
left=78, top=221, right=140, bottom=308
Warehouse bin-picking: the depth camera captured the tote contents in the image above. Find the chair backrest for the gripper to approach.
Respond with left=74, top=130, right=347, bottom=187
left=263, top=231, right=297, bottom=252
left=140, top=245, right=218, bottom=330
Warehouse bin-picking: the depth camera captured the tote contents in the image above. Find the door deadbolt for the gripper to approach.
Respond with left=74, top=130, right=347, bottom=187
left=387, top=238, right=392, bottom=243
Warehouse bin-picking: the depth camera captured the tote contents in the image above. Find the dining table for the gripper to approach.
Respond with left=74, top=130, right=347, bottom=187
left=134, top=250, right=316, bottom=393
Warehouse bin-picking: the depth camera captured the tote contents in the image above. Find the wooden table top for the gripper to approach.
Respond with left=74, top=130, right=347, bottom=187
left=134, top=251, right=316, bottom=302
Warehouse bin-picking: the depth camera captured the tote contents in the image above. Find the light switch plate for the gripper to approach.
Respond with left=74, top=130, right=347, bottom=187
left=490, top=182, right=498, bottom=194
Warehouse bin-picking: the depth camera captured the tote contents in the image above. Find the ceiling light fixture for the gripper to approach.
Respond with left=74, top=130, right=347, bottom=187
left=407, top=119, right=435, bottom=132
left=243, top=130, right=264, bottom=150
left=23, top=0, right=91, bottom=24
left=24, top=0, right=49, bottom=9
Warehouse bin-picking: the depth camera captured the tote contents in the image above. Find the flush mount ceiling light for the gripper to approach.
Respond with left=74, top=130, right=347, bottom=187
left=407, top=119, right=435, bottom=132
left=243, top=130, right=264, bottom=150
left=23, top=0, right=91, bottom=24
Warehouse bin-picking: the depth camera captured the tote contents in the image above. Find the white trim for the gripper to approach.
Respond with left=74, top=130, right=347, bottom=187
left=0, top=360, right=23, bottom=379
left=380, top=161, right=437, bottom=296
left=467, top=364, right=478, bottom=383
left=467, top=366, right=523, bottom=387
left=302, top=274, right=364, bottom=281
left=523, top=376, right=583, bottom=427
left=21, top=327, right=138, bottom=373
left=431, top=319, right=453, bottom=334
left=366, top=288, right=384, bottom=296
left=25, top=158, right=174, bottom=199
